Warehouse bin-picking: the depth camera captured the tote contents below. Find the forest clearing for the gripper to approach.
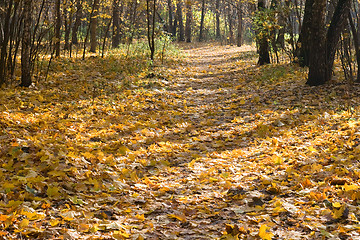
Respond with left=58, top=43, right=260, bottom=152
left=0, top=43, right=360, bottom=239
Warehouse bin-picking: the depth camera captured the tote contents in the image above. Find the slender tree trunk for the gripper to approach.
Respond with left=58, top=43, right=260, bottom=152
left=236, top=2, right=243, bottom=47
left=146, top=0, right=156, bottom=60
left=199, top=0, right=206, bottom=41
left=64, top=7, right=72, bottom=50
left=349, top=12, right=360, bottom=82
left=185, top=1, right=192, bottom=43
left=228, top=7, right=234, bottom=45
left=112, top=0, right=121, bottom=48
left=55, top=0, right=61, bottom=57
left=177, top=0, right=185, bottom=41
left=257, top=0, right=270, bottom=65
left=90, top=0, right=99, bottom=53
left=20, top=0, right=32, bottom=87
left=215, top=0, right=221, bottom=39
left=72, top=0, right=82, bottom=45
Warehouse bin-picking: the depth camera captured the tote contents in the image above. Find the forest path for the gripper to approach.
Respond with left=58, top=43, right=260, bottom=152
left=1, top=43, right=360, bottom=239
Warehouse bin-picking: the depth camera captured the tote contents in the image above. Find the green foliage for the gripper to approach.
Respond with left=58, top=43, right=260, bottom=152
left=252, top=8, right=280, bottom=43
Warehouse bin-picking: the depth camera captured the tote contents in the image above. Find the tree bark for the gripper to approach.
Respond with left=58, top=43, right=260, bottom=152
left=20, top=0, right=32, bottom=87
left=90, top=0, right=99, bottom=53
left=348, top=12, right=360, bottom=82
left=257, top=0, right=270, bottom=65
left=72, top=0, right=82, bottom=45
left=168, top=0, right=174, bottom=36
left=185, top=0, right=192, bottom=42
left=306, top=0, right=327, bottom=85
left=112, top=0, right=121, bottom=48
left=215, top=0, right=221, bottom=39
left=199, top=0, right=206, bottom=42
left=0, top=0, right=13, bottom=85
left=236, top=2, right=243, bottom=47
left=306, top=0, right=351, bottom=86
left=55, top=0, right=61, bottom=57
left=177, top=0, right=185, bottom=41
left=297, top=0, right=314, bottom=66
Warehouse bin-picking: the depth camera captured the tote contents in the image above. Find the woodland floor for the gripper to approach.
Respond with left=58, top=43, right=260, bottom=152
left=1, top=43, right=360, bottom=239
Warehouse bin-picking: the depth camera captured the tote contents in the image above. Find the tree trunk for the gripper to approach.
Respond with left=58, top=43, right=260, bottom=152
left=112, top=0, right=121, bottom=48
left=177, top=0, right=185, bottom=41
left=90, top=0, right=99, bottom=53
left=20, top=0, right=32, bottom=87
left=349, top=12, right=360, bottom=82
left=257, top=0, right=270, bottom=65
left=72, top=0, right=82, bottom=45
left=228, top=7, right=234, bottom=45
left=146, top=0, right=156, bottom=60
left=297, top=0, right=314, bottom=66
left=215, top=0, right=221, bottom=39
left=0, top=0, right=13, bottom=85
left=64, top=7, right=72, bottom=50
left=306, top=0, right=351, bottom=86
left=199, top=0, right=206, bottom=42
left=185, top=0, right=192, bottom=42
left=168, top=0, right=174, bottom=36
left=236, top=2, right=243, bottom=47
left=306, top=0, right=327, bottom=85
left=55, top=0, right=61, bottom=57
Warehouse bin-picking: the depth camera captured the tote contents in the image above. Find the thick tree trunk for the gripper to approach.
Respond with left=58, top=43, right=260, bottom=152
left=90, top=0, right=99, bottom=53
left=20, top=0, right=32, bottom=87
left=306, top=0, right=327, bottom=86
left=112, top=0, right=121, bottom=48
left=72, top=0, right=82, bottom=45
left=0, top=0, right=13, bottom=85
left=168, top=0, right=174, bottom=36
left=55, top=0, right=61, bottom=57
left=257, top=0, right=270, bottom=65
left=199, top=0, right=206, bottom=42
left=306, top=0, right=351, bottom=86
left=297, top=0, right=314, bottom=66
left=177, top=0, right=185, bottom=41
left=215, top=0, right=221, bottom=39
left=185, top=0, right=192, bottom=43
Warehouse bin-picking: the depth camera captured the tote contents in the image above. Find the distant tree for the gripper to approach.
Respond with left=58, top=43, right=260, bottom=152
left=55, top=0, right=61, bottom=57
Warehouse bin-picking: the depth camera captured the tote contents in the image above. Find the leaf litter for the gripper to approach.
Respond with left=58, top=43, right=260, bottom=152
left=1, top=43, right=360, bottom=239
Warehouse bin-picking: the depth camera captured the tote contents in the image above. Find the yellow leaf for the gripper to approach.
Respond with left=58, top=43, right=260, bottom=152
left=47, top=186, right=60, bottom=198
left=50, top=219, right=60, bottom=227
left=332, top=202, right=342, bottom=208
left=259, top=224, right=273, bottom=240
left=168, top=213, right=186, bottom=222
left=113, top=230, right=130, bottom=239
left=343, top=183, right=359, bottom=192
left=19, top=219, right=29, bottom=229
left=332, top=204, right=346, bottom=219
left=135, top=214, right=145, bottom=221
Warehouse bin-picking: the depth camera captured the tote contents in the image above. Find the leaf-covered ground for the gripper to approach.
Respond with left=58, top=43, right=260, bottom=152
left=1, top=43, right=360, bottom=239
